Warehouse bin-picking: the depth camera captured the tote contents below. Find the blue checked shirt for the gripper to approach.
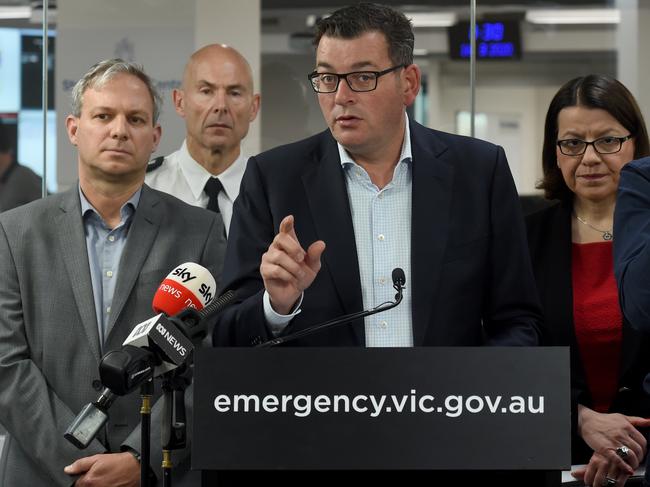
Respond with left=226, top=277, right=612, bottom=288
left=338, top=120, right=413, bottom=347
left=264, top=116, right=413, bottom=347
left=80, top=186, right=140, bottom=348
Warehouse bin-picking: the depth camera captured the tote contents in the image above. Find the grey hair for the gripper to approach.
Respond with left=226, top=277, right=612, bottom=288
left=70, top=58, right=162, bottom=124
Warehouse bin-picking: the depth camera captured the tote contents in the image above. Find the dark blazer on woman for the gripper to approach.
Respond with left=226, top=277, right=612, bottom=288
left=526, top=201, right=650, bottom=463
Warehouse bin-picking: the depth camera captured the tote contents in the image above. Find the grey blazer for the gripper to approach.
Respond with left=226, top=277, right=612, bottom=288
left=0, top=184, right=226, bottom=486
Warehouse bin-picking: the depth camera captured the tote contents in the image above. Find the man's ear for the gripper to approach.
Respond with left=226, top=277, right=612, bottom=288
left=173, top=89, right=186, bottom=118
left=151, top=123, right=162, bottom=153
left=249, top=93, right=261, bottom=122
left=66, top=115, right=80, bottom=146
left=402, top=64, right=421, bottom=108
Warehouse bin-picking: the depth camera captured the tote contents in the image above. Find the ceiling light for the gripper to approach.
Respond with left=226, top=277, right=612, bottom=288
left=0, top=6, right=32, bottom=20
left=409, top=12, right=457, bottom=28
left=305, top=13, right=329, bottom=28
left=525, top=8, right=620, bottom=25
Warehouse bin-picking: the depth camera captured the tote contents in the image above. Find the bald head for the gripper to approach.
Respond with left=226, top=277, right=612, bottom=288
left=182, top=44, right=254, bottom=93
left=174, top=43, right=260, bottom=173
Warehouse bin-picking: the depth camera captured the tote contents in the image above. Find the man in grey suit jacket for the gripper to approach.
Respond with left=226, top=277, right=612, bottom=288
left=0, top=59, right=226, bottom=486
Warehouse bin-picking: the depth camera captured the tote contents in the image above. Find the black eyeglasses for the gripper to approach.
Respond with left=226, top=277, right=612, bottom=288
left=557, top=135, right=634, bottom=156
left=308, top=65, right=405, bottom=93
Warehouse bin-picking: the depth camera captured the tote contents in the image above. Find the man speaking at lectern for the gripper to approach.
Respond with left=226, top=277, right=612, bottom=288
left=214, top=3, right=541, bottom=350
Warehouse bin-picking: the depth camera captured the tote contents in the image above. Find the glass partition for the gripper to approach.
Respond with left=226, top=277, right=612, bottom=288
left=0, top=2, right=55, bottom=202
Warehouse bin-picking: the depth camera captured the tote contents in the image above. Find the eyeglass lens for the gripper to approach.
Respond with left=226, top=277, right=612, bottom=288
left=558, top=137, right=626, bottom=155
left=312, top=72, right=377, bottom=92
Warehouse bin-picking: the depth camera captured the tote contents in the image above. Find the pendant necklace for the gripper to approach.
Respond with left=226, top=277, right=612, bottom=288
left=574, top=213, right=613, bottom=241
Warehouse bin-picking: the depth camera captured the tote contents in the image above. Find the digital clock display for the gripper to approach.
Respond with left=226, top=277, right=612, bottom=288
left=448, top=21, right=521, bottom=60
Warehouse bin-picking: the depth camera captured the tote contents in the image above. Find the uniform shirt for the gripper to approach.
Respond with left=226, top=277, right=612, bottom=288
left=145, top=140, right=246, bottom=236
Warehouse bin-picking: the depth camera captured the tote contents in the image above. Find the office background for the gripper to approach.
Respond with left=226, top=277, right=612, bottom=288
left=0, top=0, right=647, bottom=195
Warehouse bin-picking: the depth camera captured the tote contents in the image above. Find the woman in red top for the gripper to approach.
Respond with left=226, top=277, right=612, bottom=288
left=527, top=75, right=650, bottom=487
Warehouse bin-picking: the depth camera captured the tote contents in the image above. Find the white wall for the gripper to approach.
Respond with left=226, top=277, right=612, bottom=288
left=194, top=0, right=261, bottom=159
left=56, top=0, right=195, bottom=191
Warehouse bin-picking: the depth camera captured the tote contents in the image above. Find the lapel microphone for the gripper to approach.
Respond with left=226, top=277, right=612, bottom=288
left=258, top=267, right=406, bottom=348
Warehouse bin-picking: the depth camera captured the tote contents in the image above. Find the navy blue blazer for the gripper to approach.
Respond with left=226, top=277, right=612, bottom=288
left=616, top=157, right=650, bottom=333
left=213, top=120, right=541, bottom=348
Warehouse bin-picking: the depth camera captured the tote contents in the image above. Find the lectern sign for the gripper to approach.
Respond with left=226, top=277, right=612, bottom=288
left=193, top=347, right=569, bottom=470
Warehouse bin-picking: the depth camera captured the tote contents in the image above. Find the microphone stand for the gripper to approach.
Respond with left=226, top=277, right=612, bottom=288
left=156, top=292, right=237, bottom=486
left=258, top=279, right=404, bottom=348
left=160, top=365, right=191, bottom=487
left=140, top=379, right=153, bottom=487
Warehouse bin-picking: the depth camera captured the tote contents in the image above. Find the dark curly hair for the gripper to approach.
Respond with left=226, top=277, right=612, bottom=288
left=538, top=74, right=650, bottom=203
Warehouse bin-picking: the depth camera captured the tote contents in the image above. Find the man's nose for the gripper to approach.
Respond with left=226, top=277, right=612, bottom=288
left=212, top=90, right=228, bottom=112
left=110, top=115, right=129, bottom=140
left=333, top=77, right=356, bottom=105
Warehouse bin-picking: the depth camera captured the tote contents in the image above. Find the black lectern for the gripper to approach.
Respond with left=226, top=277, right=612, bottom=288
left=193, top=347, right=570, bottom=486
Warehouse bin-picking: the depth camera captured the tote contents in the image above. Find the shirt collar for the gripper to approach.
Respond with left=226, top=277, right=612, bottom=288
left=217, top=152, right=247, bottom=202
left=338, top=112, right=412, bottom=168
left=79, top=184, right=141, bottom=225
left=178, top=139, right=247, bottom=202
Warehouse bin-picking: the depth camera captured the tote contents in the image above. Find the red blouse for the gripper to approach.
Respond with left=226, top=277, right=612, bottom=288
left=572, top=241, right=623, bottom=413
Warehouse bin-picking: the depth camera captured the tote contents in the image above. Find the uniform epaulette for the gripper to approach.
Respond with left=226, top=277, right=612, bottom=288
left=146, top=156, right=165, bottom=173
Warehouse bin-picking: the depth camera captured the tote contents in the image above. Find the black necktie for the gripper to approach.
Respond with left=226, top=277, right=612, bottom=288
left=204, top=177, right=223, bottom=214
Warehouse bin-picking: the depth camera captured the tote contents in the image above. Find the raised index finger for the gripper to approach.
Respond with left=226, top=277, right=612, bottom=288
left=279, top=215, right=298, bottom=240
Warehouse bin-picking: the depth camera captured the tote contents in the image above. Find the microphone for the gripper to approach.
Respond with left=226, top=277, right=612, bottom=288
left=64, top=387, right=117, bottom=449
left=65, top=263, right=218, bottom=449
left=171, top=289, right=238, bottom=340
left=65, top=314, right=196, bottom=450
left=392, top=267, right=405, bottom=288
left=152, top=262, right=217, bottom=315
left=117, top=313, right=194, bottom=378
left=259, top=267, right=406, bottom=347
left=107, top=262, right=219, bottom=382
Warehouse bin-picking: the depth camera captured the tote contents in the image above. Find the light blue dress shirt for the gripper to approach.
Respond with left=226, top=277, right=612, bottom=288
left=338, top=121, right=413, bottom=347
left=79, top=186, right=140, bottom=348
left=264, top=115, right=413, bottom=347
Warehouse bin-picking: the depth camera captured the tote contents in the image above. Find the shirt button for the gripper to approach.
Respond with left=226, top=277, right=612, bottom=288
left=108, top=235, right=115, bottom=242
left=106, top=306, right=111, bottom=314
left=379, top=321, right=387, bottom=329
left=378, top=234, right=385, bottom=241
left=378, top=192, right=384, bottom=199
left=378, top=277, right=386, bottom=285
left=106, top=270, right=113, bottom=278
